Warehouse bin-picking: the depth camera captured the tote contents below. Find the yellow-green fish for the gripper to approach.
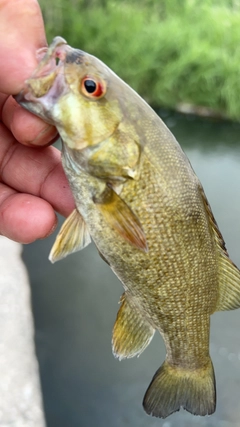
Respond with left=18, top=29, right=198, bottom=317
left=15, top=37, right=240, bottom=419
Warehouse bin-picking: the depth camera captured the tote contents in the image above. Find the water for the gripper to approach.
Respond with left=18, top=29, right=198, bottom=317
left=22, top=112, right=240, bottom=427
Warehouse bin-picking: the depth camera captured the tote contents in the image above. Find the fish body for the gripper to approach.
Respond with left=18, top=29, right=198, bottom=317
left=15, top=37, right=240, bottom=419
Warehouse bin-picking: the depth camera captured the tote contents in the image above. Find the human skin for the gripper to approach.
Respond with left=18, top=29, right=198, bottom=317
left=0, top=0, right=75, bottom=243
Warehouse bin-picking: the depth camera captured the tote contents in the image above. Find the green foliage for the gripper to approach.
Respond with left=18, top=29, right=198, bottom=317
left=39, top=0, right=240, bottom=120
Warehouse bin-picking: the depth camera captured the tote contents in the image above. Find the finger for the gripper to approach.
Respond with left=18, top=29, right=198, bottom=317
left=0, top=183, right=57, bottom=243
left=0, top=123, right=75, bottom=217
left=2, top=95, right=58, bottom=146
left=0, top=0, right=47, bottom=94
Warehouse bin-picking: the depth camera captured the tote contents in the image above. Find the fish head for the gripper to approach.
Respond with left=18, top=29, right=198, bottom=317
left=15, top=37, right=141, bottom=180
left=15, top=37, right=126, bottom=149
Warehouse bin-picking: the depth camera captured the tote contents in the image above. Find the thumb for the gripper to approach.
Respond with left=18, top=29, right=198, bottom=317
left=0, top=0, right=47, bottom=95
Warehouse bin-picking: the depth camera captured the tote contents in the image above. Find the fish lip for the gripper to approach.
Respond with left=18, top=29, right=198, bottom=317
left=14, top=37, right=74, bottom=106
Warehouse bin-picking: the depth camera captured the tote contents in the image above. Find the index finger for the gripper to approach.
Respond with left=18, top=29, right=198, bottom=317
left=0, top=122, right=75, bottom=217
left=2, top=95, right=58, bottom=147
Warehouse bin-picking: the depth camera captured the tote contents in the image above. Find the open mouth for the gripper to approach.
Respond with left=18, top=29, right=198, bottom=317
left=13, top=37, right=74, bottom=122
left=14, top=37, right=70, bottom=104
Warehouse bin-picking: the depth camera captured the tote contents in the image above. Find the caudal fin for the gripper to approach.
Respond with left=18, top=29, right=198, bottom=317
left=143, top=358, right=216, bottom=419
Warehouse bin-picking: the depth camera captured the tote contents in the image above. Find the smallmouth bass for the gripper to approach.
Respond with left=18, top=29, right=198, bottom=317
left=15, top=37, right=240, bottom=419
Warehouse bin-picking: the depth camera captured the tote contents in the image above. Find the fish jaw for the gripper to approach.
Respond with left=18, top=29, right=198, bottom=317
left=14, top=37, right=77, bottom=125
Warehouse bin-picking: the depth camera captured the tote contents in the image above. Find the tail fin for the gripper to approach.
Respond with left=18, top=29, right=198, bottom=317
left=143, top=359, right=216, bottom=419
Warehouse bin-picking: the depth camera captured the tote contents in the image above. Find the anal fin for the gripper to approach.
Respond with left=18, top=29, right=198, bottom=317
left=112, top=293, right=155, bottom=360
left=49, top=208, right=91, bottom=263
left=94, top=185, right=148, bottom=252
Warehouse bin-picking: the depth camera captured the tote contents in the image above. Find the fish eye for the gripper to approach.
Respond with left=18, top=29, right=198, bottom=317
left=81, top=76, right=106, bottom=98
left=84, top=79, right=97, bottom=93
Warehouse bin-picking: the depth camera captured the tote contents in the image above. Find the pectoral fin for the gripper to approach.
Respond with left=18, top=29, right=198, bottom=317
left=112, top=293, right=155, bottom=360
left=94, top=186, right=148, bottom=252
left=49, top=209, right=91, bottom=263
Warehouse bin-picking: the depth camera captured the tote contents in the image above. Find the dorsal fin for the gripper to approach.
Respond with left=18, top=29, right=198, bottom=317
left=199, top=184, right=240, bottom=311
left=216, top=253, right=240, bottom=311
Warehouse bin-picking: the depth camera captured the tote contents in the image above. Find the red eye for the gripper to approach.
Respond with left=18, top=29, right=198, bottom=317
left=81, top=76, right=105, bottom=98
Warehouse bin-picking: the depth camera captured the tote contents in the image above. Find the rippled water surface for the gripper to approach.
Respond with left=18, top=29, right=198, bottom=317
left=23, top=112, right=240, bottom=427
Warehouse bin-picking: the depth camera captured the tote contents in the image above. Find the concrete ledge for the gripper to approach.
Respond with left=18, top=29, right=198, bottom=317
left=0, top=236, right=46, bottom=427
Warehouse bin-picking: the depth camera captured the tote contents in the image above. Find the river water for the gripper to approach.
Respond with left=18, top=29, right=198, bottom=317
left=22, top=111, right=240, bottom=427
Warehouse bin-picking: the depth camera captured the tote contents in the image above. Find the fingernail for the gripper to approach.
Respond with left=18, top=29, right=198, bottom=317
left=36, top=47, right=48, bottom=62
left=42, top=216, right=58, bottom=239
left=31, top=125, right=58, bottom=146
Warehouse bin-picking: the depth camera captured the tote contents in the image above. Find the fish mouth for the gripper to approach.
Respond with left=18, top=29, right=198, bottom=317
left=14, top=37, right=80, bottom=122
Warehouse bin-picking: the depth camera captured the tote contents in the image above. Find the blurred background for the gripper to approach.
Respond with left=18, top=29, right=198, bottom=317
left=23, top=1, right=240, bottom=426
left=40, top=0, right=240, bottom=121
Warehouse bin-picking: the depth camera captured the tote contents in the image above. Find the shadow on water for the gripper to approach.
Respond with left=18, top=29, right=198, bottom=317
left=22, top=111, right=240, bottom=427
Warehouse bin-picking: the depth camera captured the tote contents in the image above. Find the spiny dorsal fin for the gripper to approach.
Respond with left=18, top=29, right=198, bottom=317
left=112, top=293, right=155, bottom=360
left=49, top=208, right=91, bottom=263
left=199, top=184, right=240, bottom=311
left=94, top=185, right=148, bottom=252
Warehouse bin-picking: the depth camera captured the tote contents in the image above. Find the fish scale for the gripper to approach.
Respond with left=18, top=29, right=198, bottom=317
left=15, top=36, right=240, bottom=420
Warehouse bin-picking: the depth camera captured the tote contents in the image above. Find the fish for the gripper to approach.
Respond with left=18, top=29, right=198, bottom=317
left=15, top=36, right=240, bottom=419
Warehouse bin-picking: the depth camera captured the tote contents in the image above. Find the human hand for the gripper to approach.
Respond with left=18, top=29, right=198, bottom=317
left=0, top=0, right=75, bottom=243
